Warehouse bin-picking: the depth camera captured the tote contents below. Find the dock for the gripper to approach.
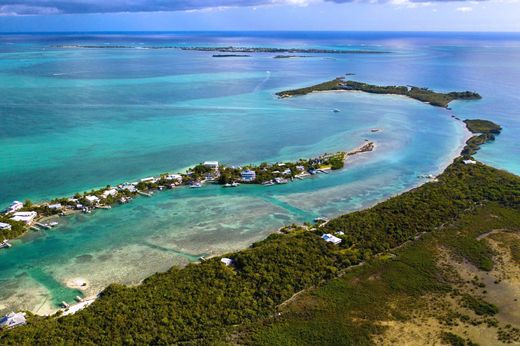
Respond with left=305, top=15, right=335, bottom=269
left=35, top=222, right=52, bottom=230
left=30, top=225, right=42, bottom=232
left=137, top=190, right=152, bottom=197
left=0, top=240, right=12, bottom=249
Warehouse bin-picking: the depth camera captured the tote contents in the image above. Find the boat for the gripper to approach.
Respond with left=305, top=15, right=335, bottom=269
left=190, top=182, right=202, bottom=188
left=49, top=222, right=59, bottom=227
left=274, top=177, right=288, bottom=184
left=223, top=182, right=240, bottom=188
left=332, top=108, right=340, bottom=113
left=0, top=240, right=12, bottom=249
left=262, top=180, right=275, bottom=186
left=61, top=301, right=70, bottom=309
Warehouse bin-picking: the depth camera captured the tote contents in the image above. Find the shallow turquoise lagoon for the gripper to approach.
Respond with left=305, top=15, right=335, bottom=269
left=1, top=32, right=518, bottom=314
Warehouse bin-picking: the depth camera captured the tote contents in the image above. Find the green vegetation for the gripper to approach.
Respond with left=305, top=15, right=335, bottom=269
left=461, top=294, right=499, bottom=316
left=441, top=332, right=477, bottom=346
left=276, top=78, right=482, bottom=108
left=462, top=119, right=503, bottom=157
left=2, top=147, right=520, bottom=344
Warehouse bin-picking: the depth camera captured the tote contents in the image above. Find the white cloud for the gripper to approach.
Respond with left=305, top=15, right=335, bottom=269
left=456, top=6, right=473, bottom=11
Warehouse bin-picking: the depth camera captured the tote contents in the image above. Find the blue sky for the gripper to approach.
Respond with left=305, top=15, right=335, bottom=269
left=0, top=0, right=519, bottom=32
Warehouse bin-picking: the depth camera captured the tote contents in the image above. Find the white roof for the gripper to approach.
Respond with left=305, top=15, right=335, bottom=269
left=102, top=189, right=118, bottom=197
left=0, top=222, right=12, bottom=230
left=463, top=159, right=477, bottom=165
left=204, top=161, right=219, bottom=167
left=48, top=203, right=62, bottom=209
left=166, top=174, right=183, bottom=180
left=0, top=312, right=26, bottom=328
left=321, top=233, right=342, bottom=245
left=85, top=195, right=100, bottom=202
left=140, top=177, right=156, bottom=182
left=221, top=257, right=234, bottom=266
left=11, top=211, right=37, bottom=223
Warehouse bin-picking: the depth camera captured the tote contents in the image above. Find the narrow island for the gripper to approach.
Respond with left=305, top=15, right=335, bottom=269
left=1, top=117, right=516, bottom=346
left=0, top=142, right=375, bottom=244
left=54, top=45, right=389, bottom=55
left=212, top=54, right=250, bottom=58
left=276, top=77, right=482, bottom=108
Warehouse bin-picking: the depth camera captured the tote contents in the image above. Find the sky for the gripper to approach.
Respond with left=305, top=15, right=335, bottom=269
left=0, top=0, right=518, bottom=32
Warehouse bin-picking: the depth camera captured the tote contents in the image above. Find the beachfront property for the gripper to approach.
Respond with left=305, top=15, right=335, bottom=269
left=240, top=169, right=256, bottom=182
left=282, top=168, right=292, bottom=176
left=203, top=161, right=219, bottom=170
left=48, top=203, right=62, bottom=210
left=321, top=233, right=342, bottom=245
left=85, top=195, right=100, bottom=205
left=5, top=201, right=23, bottom=214
left=166, top=174, right=183, bottom=183
left=0, top=312, right=26, bottom=329
left=120, top=183, right=137, bottom=193
left=0, top=222, right=12, bottom=231
left=10, top=211, right=37, bottom=224
left=101, top=188, right=118, bottom=199
left=295, top=165, right=305, bottom=172
left=140, top=177, right=157, bottom=184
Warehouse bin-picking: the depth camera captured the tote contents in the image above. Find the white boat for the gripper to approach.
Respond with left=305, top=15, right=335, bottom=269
left=0, top=240, right=12, bottom=249
left=262, top=180, right=275, bottom=186
left=49, top=222, right=59, bottom=227
left=332, top=109, right=340, bottom=113
left=274, top=177, right=288, bottom=184
left=190, top=182, right=202, bottom=188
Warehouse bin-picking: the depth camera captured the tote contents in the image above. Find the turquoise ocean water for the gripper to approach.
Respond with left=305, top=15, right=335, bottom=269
left=0, top=32, right=519, bottom=314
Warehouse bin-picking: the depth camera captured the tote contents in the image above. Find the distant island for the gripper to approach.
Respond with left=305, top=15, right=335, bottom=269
left=54, top=45, right=389, bottom=54
left=212, top=54, right=250, bottom=58
left=276, top=77, right=482, bottom=108
left=273, top=55, right=314, bottom=59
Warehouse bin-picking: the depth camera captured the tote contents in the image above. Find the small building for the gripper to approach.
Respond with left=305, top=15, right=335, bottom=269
left=120, top=184, right=137, bottom=193
left=203, top=161, right=219, bottom=170
left=166, top=174, right=183, bottom=182
left=10, top=211, right=37, bottom=224
left=296, top=165, right=305, bottom=172
left=321, top=233, right=342, bottom=245
left=48, top=203, right=62, bottom=210
left=241, top=169, right=256, bottom=182
left=140, top=177, right=156, bottom=183
left=85, top=195, right=100, bottom=205
left=101, top=189, right=118, bottom=199
left=221, top=257, right=234, bottom=266
left=6, top=201, right=24, bottom=214
left=463, top=159, right=477, bottom=165
left=0, top=222, right=12, bottom=231
left=336, top=231, right=344, bottom=236
left=282, top=168, right=292, bottom=176
left=0, top=312, right=26, bottom=329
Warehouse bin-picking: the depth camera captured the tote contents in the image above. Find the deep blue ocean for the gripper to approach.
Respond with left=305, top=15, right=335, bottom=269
left=0, top=31, right=519, bottom=314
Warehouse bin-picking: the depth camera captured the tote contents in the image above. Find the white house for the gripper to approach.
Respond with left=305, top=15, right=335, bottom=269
left=282, top=168, right=292, bottom=176
left=463, top=159, right=477, bottom=165
left=203, top=161, right=219, bottom=170
left=48, top=203, right=62, bottom=210
left=120, top=184, right=137, bottom=193
left=295, top=165, right=305, bottom=172
left=0, top=312, right=26, bottom=329
left=321, top=233, right=342, bottom=245
left=241, top=169, right=256, bottom=182
left=166, top=174, right=183, bottom=182
left=0, top=222, right=12, bottom=231
left=85, top=195, right=100, bottom=204
left=221, top=257, right=234, bottom=266
left=140, top=177, right=157, bottom=183
left=10, top=211, right=37, bottom=224
left=101, top=189, right=118, bottom=199
left=6, top=201, right=24, bottom=214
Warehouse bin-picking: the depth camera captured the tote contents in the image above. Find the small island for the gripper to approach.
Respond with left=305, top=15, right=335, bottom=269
left=212, top=54, right=250, bottom=58
left=276, top=77, right=482, bottom=108
left=462, top=119, right=502, bottom=157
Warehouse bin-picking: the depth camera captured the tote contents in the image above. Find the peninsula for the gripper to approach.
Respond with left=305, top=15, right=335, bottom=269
left=1, top=118, right=516, bottom=346
left=276, top=77, right=482, bottom=108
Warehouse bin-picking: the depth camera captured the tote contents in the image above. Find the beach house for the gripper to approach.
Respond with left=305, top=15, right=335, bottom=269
left=101, top=189, right=118, bottom=199
left=85, top=195, right=100, bottom=205
left=203, top=161, right=219, bottom=170
left=321, top=233, right=342, bottom=245
left=166, top=174, right=183, bottom=183
left=240, top=169, right=256, bottom=182
left=0, top=312, right=26, bottom=329
left=221, top=257, right=234, bottom=266
left=10, top=211, right=37, bottom=224
left=0, top=222, right=12, bottom=231
left=48, top=203, right=62, bottom=210
left=5, top=201, right=23, bottom=214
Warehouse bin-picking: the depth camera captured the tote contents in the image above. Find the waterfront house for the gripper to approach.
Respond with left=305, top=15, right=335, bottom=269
left=240, top=169, right=256, bottom=182
left=321, top=233, right=342, bottom=245
left=85, top=195, right=100, bottom=205
left=203, top=161, right=219, bottom=170
left=48, top=203, right=62, bottom=210
left=296, top=165, right=305, bottom=171
left=0, top=312, right=26, bottom=329
left=10, top=211, right=37, bottom=224
left=166, top=174, right=183, bottom=182
left=5, top=201, right=23, bottom=214
left=0, top=222, right=12, bottom=231
left=101, top=189, right=118, bottom=199
left=463, top=159, right=477, bottom=165
left=140, top=177, right=157, bottom=183
left=120, top=184, right=137, bottom=193
left=221, top=257, right=234, bottom=266
left=282, top=168, right=292, bottom=176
